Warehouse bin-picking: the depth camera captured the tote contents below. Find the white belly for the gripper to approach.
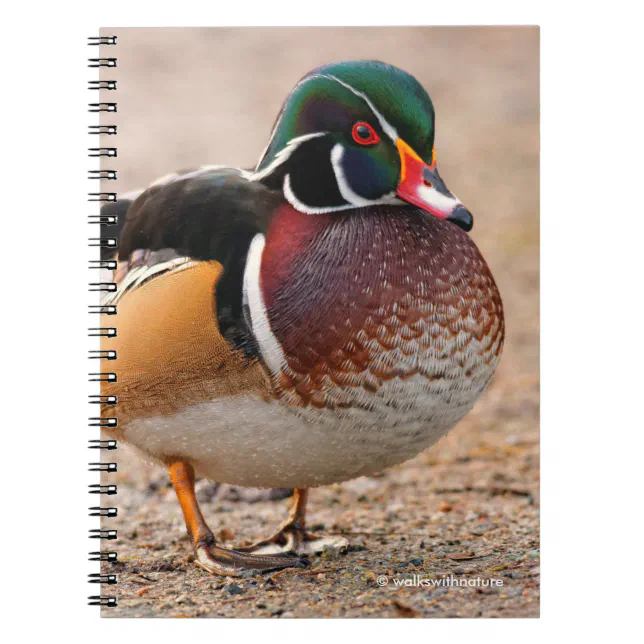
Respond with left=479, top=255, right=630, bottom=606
left=121, top=372, right=491, bottom=488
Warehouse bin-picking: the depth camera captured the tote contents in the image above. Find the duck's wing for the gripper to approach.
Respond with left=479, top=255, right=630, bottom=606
left=99, top=167, right=283, bottom=427
left=103, top=166, right=281, bottom=355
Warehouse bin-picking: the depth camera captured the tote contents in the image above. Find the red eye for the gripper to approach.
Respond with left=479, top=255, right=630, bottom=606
left=351, top=122, right=380, bottom=146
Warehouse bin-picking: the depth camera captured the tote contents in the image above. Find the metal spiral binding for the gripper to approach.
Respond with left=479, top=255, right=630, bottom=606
left=88, top=36, right=117, bottom=46
left=88, top=34, right=118, bottom=609
left=88, top=148, right=117, bottom=157
left=88, top=80, right=117, bottom=90
left=88, top=58, right=117, bottom=68
left=88, top=596, right=118, bottom=607
left=89, top=125, right=117, bottom=135
left=89, top=103, right=118, bottom=113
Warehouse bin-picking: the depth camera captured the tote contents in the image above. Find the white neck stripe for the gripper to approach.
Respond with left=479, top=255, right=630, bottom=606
left=242, top=234, right=287, bottom=376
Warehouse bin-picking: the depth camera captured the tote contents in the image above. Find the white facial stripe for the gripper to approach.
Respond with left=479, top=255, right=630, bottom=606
left=257, top=74, right=330, bottom=166
left=324, top=75, right=399, bottom=143
left=255, top=72, right=399, bottom=177
left=250, top=132, right=327, bottom=182
left=415, top=183, right=462, bottom=216
left=283, top=144, right=400, bottom=215
left=283, top=173, right=359, bottom=215
left=330, top=144, right=397, bottom=208
left=242, top=234, right=287, bottom=376
left=251, top=72, right=406, bottom=213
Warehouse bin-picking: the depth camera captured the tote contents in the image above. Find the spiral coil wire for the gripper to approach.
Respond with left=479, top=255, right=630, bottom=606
left=88, top=34, right=118, bottom=609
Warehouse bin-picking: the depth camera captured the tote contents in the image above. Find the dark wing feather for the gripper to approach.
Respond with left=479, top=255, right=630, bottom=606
left=118, top=168, right=279, bottom=259
left=105, top=167, right=282, bottom=356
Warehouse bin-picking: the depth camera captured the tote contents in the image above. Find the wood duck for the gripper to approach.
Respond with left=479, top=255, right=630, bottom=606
left=100, top=60, right=504, bottom=577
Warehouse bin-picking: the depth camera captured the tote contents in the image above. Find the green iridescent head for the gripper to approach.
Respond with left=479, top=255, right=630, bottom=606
left=251, top=60, right=473, bottom=231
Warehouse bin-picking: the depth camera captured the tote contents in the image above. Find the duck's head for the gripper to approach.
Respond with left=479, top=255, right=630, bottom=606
left=251, top=60, right=473, bottom=232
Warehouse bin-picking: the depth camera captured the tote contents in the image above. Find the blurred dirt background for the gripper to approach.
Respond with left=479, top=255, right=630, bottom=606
left=99, top=26, right=539, bottom=618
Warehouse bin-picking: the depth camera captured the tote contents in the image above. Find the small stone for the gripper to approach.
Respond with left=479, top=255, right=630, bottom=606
left=224, top=584, right=244, bottom=595
left=217, top=527, right=235, bottom=542
left=238, top=569, right=260, bottom=579
left=345, top=477, right=381, bottom=495
left=408, top=557, right=424, bottom=567
left=472, top=523, right=494, bottom=536
left=440, top=502, right=453, bottom=512
left=322, top=548, right=336, bottom=560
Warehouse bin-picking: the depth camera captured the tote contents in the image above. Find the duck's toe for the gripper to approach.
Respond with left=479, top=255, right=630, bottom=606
left=238, top=527, right=349, bottom=557
left=194, top=543, right=308, bottom=577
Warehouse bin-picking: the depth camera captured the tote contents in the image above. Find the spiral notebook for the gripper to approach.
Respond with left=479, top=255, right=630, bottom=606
left=89, top=27, right=539, bottom=618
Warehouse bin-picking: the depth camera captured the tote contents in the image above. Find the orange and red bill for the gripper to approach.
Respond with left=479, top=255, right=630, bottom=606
left=396, top=139, right=473, bottom=232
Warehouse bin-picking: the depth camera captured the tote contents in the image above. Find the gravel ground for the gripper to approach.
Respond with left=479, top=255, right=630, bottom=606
left=98, top=26, right=539, bottom=618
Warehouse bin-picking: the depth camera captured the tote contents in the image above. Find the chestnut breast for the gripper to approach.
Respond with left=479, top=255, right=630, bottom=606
left=260, top=204, right=504, bottom=414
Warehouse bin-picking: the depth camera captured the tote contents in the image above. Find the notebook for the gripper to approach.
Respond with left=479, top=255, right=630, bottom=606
left=89, top=26, right=539, bottom=618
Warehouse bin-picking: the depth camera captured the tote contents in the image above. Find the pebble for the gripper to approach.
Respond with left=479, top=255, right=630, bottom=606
left=216, top=527, right=234, bottom=542
left=224, top=584, right=244, bottom=595
left=344, top=477, right=381, bottom=494
left=471, top=523, right=494, bottom=535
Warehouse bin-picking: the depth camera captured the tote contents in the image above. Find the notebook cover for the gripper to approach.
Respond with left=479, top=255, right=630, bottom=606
left=91, top=26, right=539, bottom=618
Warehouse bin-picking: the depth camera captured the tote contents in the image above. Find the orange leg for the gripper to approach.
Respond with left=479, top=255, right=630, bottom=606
left=168, top=461, right=308, bottom=576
